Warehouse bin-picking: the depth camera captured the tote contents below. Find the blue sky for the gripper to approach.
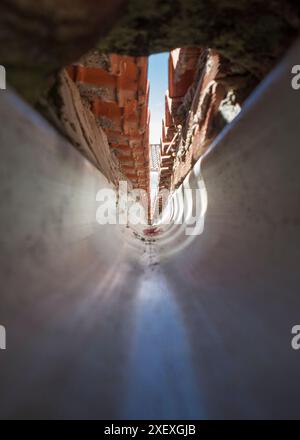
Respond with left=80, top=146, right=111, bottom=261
left=148, top=52, right=169, bottom=144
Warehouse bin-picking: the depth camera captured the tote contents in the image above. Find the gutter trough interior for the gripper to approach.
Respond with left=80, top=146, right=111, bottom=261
left=1, top=34, right=300, bottom=420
